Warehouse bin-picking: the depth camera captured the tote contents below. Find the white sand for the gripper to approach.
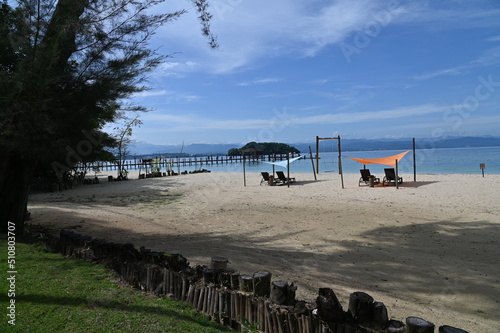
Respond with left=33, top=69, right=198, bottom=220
left=29, top=171, right=500, bottom=331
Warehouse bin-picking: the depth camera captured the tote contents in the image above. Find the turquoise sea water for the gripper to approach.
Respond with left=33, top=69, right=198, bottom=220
left=165, top=146, right=500, bottom=175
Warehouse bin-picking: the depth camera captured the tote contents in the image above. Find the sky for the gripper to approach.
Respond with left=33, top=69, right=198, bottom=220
left=113, top=0, right=500, bottom=145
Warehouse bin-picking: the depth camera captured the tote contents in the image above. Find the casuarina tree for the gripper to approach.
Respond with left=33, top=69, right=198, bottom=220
left=0, top=0, right=217, bottom=234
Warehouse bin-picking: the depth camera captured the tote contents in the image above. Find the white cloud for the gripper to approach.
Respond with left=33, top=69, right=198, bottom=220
left=292, top=104, right=448, bottom=125
left=309, top=79, right=329, bottom=85
left=413, top=67, right=466, bottom=81
left=470, top=46, right=500, bottom=67
left=133, top=90, right=170, bottom=98
left=413, top=46, right=500, bottom=81
left=486, top=35, right=500, bottom=42
left=146, top=103, right=448, bottom=132
left=152, top=1, right=500, bottom=75
left=237, top=78, right=283, bottom=86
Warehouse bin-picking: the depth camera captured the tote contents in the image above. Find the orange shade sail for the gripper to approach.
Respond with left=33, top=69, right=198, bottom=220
left=346, top=150, right=410, bottom=168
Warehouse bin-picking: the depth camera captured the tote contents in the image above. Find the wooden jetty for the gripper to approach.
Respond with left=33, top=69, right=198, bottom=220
left=77, top=153, right=305, bottom=172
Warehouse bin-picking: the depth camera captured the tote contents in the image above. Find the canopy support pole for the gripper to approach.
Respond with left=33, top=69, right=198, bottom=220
left=413, top=138, right=417, bottom=182
left=309, top=146, right=317, bottom=181
left=338, top=136, right=344, bottom=189
left=243, top=154, right=246, bottom=187
left=396, top=159, right=399, bottom=189
left=287, top=155, right=290, bottom=188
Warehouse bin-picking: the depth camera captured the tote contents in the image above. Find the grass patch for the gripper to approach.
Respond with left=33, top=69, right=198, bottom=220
left=0, top=241, right=228, bottom=333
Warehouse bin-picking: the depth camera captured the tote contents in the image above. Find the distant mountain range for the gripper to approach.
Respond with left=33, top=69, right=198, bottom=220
left=129, top=136, right=500, bottom=157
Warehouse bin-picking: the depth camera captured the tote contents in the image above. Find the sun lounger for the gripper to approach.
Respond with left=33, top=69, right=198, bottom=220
left=276, top=171, right=295, bottom=184
left=359, top=169, right=380, bottom=186
left=382, top=168, right=403, bottom=186
left=260, top=172, right=276, bottom=185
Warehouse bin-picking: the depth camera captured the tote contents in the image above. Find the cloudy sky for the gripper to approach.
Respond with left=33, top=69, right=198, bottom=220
left=118, top=0, right=500, bottom=145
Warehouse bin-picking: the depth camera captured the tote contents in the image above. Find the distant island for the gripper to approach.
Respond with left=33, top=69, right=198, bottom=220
left=227, top=142, right=300, bottom=156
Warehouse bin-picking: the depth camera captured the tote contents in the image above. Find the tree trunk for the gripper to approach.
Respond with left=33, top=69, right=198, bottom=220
left=0, top=150, right=36, bottom=235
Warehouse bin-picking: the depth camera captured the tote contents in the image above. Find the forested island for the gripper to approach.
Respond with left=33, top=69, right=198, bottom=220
left=228, top=142, right=300, bottom=156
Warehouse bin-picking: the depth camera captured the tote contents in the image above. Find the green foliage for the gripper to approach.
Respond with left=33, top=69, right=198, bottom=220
left=241, top=319, right=261, bottom=333
left=0, top=0, right=220, bottom=172
left=0, top=0, right=219, bottom=234
left=228, top=142, right=300, bottom=156
left=0, top=241, right=229, bottom=332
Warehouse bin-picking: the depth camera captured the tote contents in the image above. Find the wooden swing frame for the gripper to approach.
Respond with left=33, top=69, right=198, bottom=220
left=315, top=136, right=344, bottom=189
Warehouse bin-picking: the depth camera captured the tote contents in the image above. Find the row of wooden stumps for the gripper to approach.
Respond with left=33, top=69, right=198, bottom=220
left=58, top=230, right=469, bottom=333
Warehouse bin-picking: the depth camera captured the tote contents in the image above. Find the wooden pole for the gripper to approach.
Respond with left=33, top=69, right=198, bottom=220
left=243, top=154, right=246, bottom=187
left=287, top=155, right=290, bottom=188
left=309, top=146, right=317, bottom=181
left=315, top=136, right=320, bottom=174
left=396, top=159, right=399, bottom=189
left=413, top=138, right=417, bottom=182
left=338, top=136, right=344, bottom=189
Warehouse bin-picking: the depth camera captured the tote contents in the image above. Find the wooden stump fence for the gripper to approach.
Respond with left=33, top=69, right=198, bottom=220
left=50, top=230, right=471, bottom=333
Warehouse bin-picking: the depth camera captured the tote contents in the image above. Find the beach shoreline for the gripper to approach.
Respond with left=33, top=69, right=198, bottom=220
left=28, top=172, right=500, bottom=331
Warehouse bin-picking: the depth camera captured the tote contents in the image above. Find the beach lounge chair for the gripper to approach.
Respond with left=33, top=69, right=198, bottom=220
left=359, top=169, right=380, bottom=186
left=383, top=168, right=403, bottom=186
left=260, top=172, right=276, bottom=185
left=276, top=171, right=295, bottom=184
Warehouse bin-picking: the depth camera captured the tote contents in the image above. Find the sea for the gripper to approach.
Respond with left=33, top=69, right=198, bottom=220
left=151, top=146, right=500, bottom=175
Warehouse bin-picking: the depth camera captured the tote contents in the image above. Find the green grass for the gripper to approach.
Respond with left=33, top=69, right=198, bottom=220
left=0, top=241, right=229, bottom=333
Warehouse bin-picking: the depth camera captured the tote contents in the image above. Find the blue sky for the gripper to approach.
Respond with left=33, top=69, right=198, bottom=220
left=115, top=0, right=500, bottom=145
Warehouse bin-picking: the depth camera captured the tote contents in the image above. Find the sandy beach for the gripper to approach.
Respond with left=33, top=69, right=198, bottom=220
left=28, top=171, right=500, bottom=332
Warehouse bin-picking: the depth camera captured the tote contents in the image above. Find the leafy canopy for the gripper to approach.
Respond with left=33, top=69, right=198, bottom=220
left=0, top=0, right=216, bottom=178
left=228, top=142, right=300, bottom=156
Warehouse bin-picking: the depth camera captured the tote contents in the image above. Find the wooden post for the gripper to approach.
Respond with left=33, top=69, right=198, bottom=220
left=193, top=287, right=200, bottom=307
left=309, top=146, right=317, bottom=181
left=386, top=319, right=406, bottom=332
left=348, top=291, right=374, bottom=326
left=271, top=281, right=296, bottom=306
left=406, top=316, right=435, bottom=333
left=338, top=135, right=344, bottom=189
left=287, top=155, right=290, bottom=188
left=181, top=277, right=187, bottom=301
left=316, top=288, right=347, bottom=324
left=316, top=136, right=320, bottom=174
left=230, top=272, right=240, bottom=290
left=187, top=283, right=195, bottom=304
left=439, top=325, right=469, bottom=333
left=372, top=301, right=389, bottom=329
left=396, top=159, right=399, bottom=189
left=239, top=275, right=253, bottom=293
left=196, top=288, right=204, bottom=311
left=243, top=154, right=246, bottom=187
left=413, top=138, right=417, bottom=182
left=253, top=270, right=272, bottom=297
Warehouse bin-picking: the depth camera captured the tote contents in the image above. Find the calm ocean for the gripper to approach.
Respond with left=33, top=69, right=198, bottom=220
left=166, top=146, right=500, bottom=175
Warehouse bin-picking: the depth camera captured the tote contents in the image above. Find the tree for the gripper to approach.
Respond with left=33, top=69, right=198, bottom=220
left=0, top=0, right=217, bottom=234
left=228, top=142, right=300, bottom=156
left=113, top=114, right=142, bottom=180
